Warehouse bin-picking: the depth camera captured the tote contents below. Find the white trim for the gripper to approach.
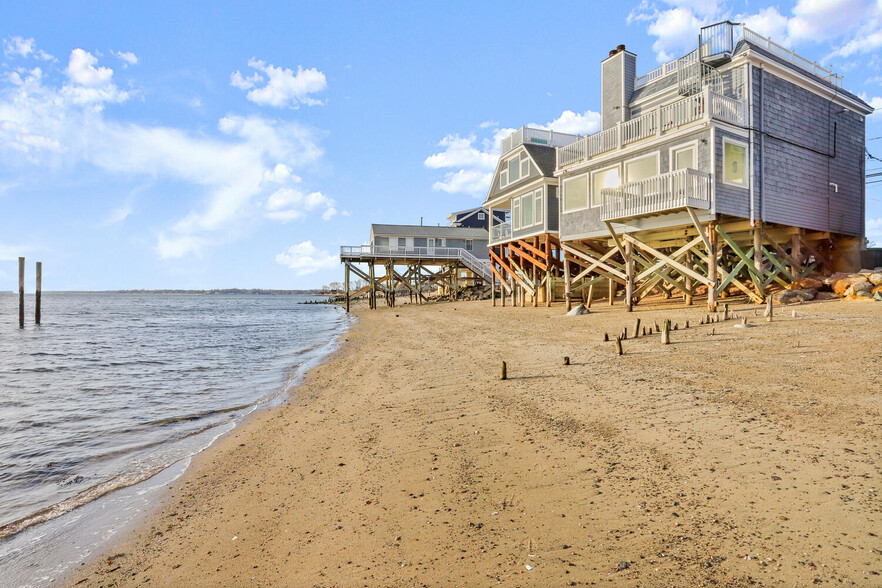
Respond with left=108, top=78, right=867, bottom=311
left=739, top=50, right=871, bottom=114
left=562, top=174, right=590, bottom=213
left=623, top=151, right=661, bottom=183
left=484, top=177, right=552, bottom=209
left=669, top=140, right=699, bottom=173
left=721, top=136, right=749, bottom=189
left=590, top=163, right=622, bottom=208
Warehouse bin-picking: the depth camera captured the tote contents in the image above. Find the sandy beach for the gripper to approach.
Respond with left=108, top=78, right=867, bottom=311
left=70, top=297, right=882, bottom=587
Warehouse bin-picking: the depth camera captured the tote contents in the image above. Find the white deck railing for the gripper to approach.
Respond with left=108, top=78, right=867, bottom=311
left=556, top=89, right=745, bottom=169
left=635, top=58, right=680, bottom=88
left=491, top=221, right=511, bottom=242
left=600, top=168, right=712, bottom=222
left=339, top=246, right=493, bottom=282
left=500, top=126, right=582, bottom=156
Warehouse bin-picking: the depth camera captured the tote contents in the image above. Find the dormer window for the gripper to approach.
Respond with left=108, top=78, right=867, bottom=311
left=477, top=212, right=486, bottom=220
left=499, top=154, right=530, bottom=189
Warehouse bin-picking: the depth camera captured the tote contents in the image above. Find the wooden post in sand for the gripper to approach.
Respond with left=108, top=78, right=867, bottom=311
left=18, top=257, right=25, bottom=329
left=368, top=263, right=376, bottom=310
left=615, top=336, right=623, bottom=355
left=344, top=262, right=350, bottom=313
left=35, top=261, right=42, bottom=325
left=586, top=283, right=594, bottom=309
left=765, top=296, right=773, bottom=322
left=564, top=255, right=572, bottom=311
left=491, top=271, right=496, bottom=307
left=608, top=278, right=616, bottom=306
left=500, top=361, right=507, bottom=380
left=661, top=319, right=671, bottom=345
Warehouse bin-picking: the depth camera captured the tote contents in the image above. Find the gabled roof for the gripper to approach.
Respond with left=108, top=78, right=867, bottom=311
left=523, top=144, right=557, bottom=176
left=370, top=224, right=488, bottom=238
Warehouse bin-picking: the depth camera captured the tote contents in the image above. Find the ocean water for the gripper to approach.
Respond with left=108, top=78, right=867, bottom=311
left=0, top=292, right=349, bottom=584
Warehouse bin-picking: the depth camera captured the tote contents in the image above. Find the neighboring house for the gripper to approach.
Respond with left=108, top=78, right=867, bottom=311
left=482, top=130, right=582, bottom=306
left=370, top=224, right=490, bottom=259
left=488, top=21, right=872, bottom=310
left=447, top=206, right=506, bottom=229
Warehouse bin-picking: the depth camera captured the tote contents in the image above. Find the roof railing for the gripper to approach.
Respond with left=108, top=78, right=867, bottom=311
left=500, top=126, right=582, bottom=156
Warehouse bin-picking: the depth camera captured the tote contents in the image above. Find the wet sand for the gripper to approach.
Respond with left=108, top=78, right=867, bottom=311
left=71, top=297, right=882, bottom=586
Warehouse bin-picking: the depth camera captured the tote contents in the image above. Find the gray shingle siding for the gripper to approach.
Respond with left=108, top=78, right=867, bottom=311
left=547, top=186, right=559, bottom=232
left=714, top=128, right=751, bottom=218
left=523, top=144, right=556, bottom=177
left=558, top=129, right=710, bottom=240
left=753, top=66, right=865, bottom=236
left=601, top=52, right=635, bottom=130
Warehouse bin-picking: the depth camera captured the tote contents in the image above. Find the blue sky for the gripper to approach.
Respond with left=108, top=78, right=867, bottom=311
left=1, top=0, right=881, bottom=290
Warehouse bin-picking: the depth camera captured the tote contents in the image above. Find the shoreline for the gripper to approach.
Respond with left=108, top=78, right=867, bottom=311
left=69, top=298, right=881, bottom=586
left=0, top=307, right=353, bottom=588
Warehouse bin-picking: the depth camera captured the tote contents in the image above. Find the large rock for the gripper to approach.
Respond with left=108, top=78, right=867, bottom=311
left=844, top=281, right=874, bottom=296
left=566, top=304, right=589, bottom=316
left=869, top=273, right=882, bottom=286
left=776, top=289, right=816, bottom=304
left=794, top=277, right=824, bottom=290
left=815, top=291, right=840, bottom=301
left=833, top=276, right=869, bottom=296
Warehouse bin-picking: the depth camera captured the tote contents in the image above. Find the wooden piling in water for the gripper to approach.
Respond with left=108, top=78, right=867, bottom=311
left=35, top=261, right=42, bottom=325
left=18, top=257, right=24, bottom=329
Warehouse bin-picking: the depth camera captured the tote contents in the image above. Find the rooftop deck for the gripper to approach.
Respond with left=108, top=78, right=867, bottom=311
left=500, top=127, right=581, bottom=156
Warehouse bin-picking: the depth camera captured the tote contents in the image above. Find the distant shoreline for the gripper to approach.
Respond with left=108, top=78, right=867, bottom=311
left=1, top=289, right=340, bottom=295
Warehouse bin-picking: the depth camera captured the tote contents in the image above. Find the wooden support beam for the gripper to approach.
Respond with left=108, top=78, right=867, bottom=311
left=707, top=221, right=718, bottom=311
left=624, top=234, right=713, bottom=287
left=561, top=243, right=627, bottom=281
left=624, top=240, right=634, bottom=312
left=564, top=255, right=572, bottom=311
left=344, top=262, right=351, bottom=313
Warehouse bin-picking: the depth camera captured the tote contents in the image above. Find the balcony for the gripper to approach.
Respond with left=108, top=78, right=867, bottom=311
left=600, top=168, right=712, bottom=222
left=490, top=221, right=511, bottom=243
left=500, top=126, right=581, bottom=156
left=556, top=89, right=746, bottom=169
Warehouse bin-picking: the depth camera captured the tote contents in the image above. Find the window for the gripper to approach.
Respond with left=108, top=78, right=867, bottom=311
left=507, top=157, right=520, bottom=185
left=414, top=238, right=427, bottom=247
left=671, top=144, right=695, bottom=171
left=723, top=139, right=748, bottom=187
left=591, top=165, right=621, bottom=206
left=624, top=153, right=658, bottom=183
left=500, top=154, right=529, bottom=189
left=466, top=239, right=473, bottom=251
left=376, top=236, right=389, bottom=246
left=398, top=238, right=406, bottom=247
left=521, top=193, right=533, bottom=227
left=563, top=175, right=588, bottom=212
left=477, top=212, right=486, bottom=220
left=534, top=188, right=543, bottom=226
left=427, top=238, right=435, bottom=248
left=512, top=198, right=520, bottom=230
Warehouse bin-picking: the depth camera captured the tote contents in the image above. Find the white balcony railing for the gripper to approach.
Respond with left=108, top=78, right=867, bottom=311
left=340, top=246, right=493, bottom=281
left=500, top=126, right=582, bottom=156
left=600, top=168, right=712, bottom=222
left=491, top=221, right=511, bottom=242
left=635, top=58, right=680, bottom=88
left=556, top=89, right=745, bottom=169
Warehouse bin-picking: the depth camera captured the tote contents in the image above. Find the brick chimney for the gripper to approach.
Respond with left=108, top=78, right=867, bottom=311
left=601, top=44, right=637, bottom=131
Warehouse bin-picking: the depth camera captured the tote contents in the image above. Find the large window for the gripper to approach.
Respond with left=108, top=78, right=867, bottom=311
left=512, top=198, right=520, bottom=230
left=591, top=165, right=621, bottom=206
left=624, top=153, right=658, bottom=183
left=563, top=175, right=588, bottom=212
left=671, top=144, right=696, bottom=171
left=521, top=193, right=533, bottom=227
left=723, top=139, right=748, bottom=187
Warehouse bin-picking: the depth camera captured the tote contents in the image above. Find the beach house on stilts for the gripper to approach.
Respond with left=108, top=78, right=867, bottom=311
left=546, top=21, right=872, bottom=311
left=484, top=131, right=582, bottom=307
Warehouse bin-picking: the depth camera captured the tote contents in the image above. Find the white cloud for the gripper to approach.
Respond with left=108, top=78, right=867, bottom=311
left=865, top=95, right=882, bottom=116
left=62, top=49, right=129, bottom=106
left=104, top=202, right=133, bottom=225
left=275, top=241, right=338, bottom=275
left=230, top=70, right=263, bottom=90
left=425, top=110, right=599, bottom=198
left=3, top=36, right=53, bottom=61
left=112, top=51, right=138, bottom=66
left=630, top=0, right=882, bottom=64
left=478, top=120, right=498, bottom=129
left=232, top=58, right=327, bottom=108
left=529, top=110, right=601, bottom=136
left=262, top=163, right=301, bottom=184
left=0, top=40, right=329, bottom=259
left=264, top=188, right=336, bottom=223
left=424, top=134, right=498, bottom=170
left=4, top=36, right=35, bottom=58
